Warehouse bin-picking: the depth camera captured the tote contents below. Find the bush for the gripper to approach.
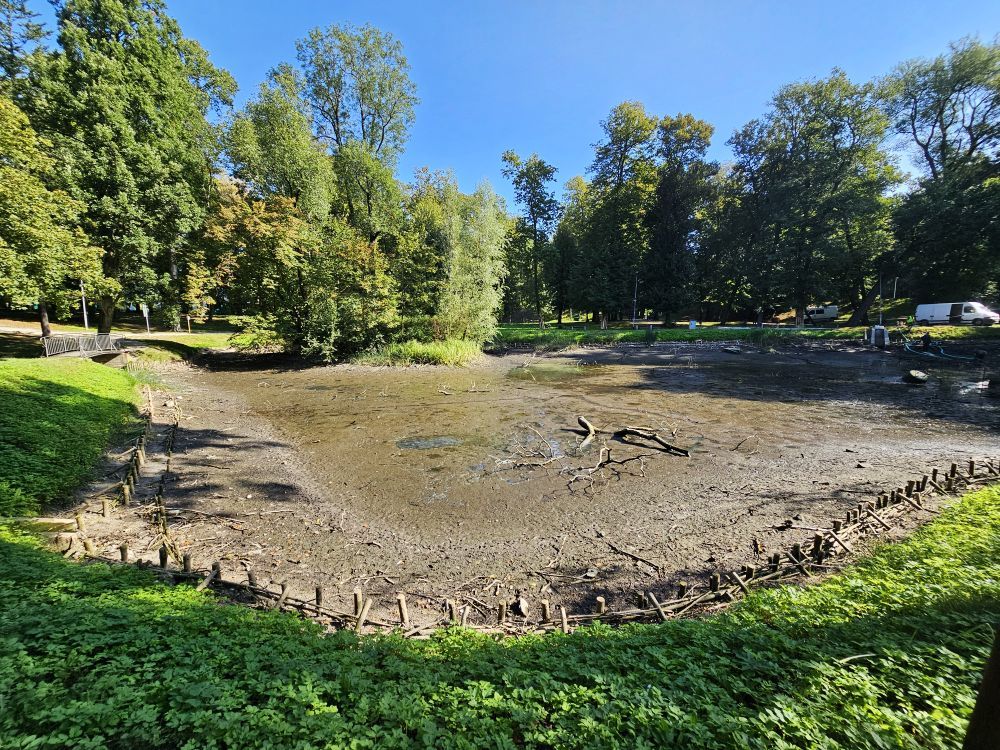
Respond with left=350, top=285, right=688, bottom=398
left=355, top=338, right=481, bottom=366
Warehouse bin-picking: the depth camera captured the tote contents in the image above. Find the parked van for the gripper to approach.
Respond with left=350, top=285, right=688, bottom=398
left=915, top=301, right=999, bottom=326
left=804, top=305, right=838, bottom=324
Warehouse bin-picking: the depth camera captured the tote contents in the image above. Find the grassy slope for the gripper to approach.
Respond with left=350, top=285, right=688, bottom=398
left=0, top=359, right=138, bottom=515
left=1, top=486, right=997, bottom=748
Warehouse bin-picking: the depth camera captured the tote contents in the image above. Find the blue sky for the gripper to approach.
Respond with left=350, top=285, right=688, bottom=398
left=30, top=0, right=1000, bottom=205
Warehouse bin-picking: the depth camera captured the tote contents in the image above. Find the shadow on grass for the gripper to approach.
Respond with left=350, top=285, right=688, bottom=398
left=0, top=364, right=139, bottom=515
left=0, top=331, right=42, bottom=358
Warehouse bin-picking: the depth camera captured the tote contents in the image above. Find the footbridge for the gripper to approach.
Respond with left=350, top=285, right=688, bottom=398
left=41, top=333, right=125, bottom=358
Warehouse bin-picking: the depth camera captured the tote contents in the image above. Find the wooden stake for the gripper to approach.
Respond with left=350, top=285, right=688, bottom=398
left=102, top=498, right=110, bottom=518
left=709, top=573, right=720, bottom=592
left=82, top=538, right=96, bottom=556
left=195, top=567, right=218, bottom=592
left=354, top=598, right=372, bottom=633
left=447, top=600, right=457, bottom=623
left=828, top=529, right=854, bottom=553
left=950, top=463, right=958, bottom=478
left=648, top=592, right=669, bottom=621
left=75, top=512, right=85, bottom=532
left=119, top=543, right=128, bottom=562
left=396, top=593, right=410, bottom=629
left=540, top=599, right=551, bottom=622
left=247, top=569, right=256, bottom=587
left=276, top=581, right=289, bottom=608
left=497, top=601, right=507, bottom=624
left=932, top=468, right=938, bottom=482
left=559, top=605, right=570, bottom=634
left=315, top=586, right=323, bottom=608
left=596, top=596, right=607, bottom=614
left=905, top=480, right=914, bottom=497
left=677, top=582, right=688, bottom=598
left=353, top=588, right=363, bottom=616
left=159, top=545, right=168, bottom=568
left=969, top=460, right=976, bottom=477
left=730, top=571, right=751, bottom=595
left=183, top=553, right=191, bottom=572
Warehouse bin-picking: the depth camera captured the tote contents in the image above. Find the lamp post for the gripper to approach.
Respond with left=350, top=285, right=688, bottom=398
left=80, top=280, right=89, bottom=330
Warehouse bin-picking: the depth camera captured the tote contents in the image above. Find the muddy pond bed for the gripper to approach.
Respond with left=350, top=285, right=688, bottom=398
left=87, top=342, right=999, bottom=625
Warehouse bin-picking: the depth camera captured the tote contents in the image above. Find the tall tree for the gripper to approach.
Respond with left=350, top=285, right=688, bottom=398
left=25, top=0, right=235, bottom=331
left=642, top=113, right=717, bottom=321
left=436, top=182, right=509, bottom=343
left=583, top=101, right=659, bottom=320
left=296, top=23, right=417, bottom=164
left=883, top=38, right=1000, bottom=304
left=730, top=71, right=896, bottom=324
left=0, top=94, right=101, bottom=334
left=501, top=150, right=559, bottom=326
left=0, top=0, right=44, bottom=83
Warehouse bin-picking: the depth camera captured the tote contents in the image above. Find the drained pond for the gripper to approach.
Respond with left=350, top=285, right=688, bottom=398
left=96, top=343, right=999, bottom=623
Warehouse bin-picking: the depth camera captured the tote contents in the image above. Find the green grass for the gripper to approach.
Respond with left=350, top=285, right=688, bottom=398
left=355, top=338, right=482, bottom=366
left=131, top=333, right=235, bottom=363
left=0, top=332, right=42, bottom=358
left=0, top=358, right=139, bottom=516
left=494, top=323, right=1000, bottom=349
left=1, top=483, right=997, bottom=748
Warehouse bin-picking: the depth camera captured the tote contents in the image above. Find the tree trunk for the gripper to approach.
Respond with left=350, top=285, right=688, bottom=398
left=964, top=627, right=1000, bottom=750
left=845, top=282, right=880, bottom=327
left=38, top=298, right=52, bottom=338
left=532, top=222, right=543, bottom=329
left=98, top=296, right=115, bottom=334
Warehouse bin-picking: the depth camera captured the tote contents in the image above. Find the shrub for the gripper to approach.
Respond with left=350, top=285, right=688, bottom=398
left=355, top=338, right=481, bottom=366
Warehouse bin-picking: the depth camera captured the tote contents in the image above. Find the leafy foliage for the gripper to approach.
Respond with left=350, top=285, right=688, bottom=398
left=1, top=484, right=997, bottom=747
left=0, top=358, right=137, bottom=515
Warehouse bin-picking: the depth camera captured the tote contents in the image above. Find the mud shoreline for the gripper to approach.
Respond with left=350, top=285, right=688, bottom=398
left=78, top=341, right=998, bottom=625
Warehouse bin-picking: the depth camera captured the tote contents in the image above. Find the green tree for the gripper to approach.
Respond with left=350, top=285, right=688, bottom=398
left=883, top=38, right=1000, bottom=304
left=0, top=95, right=101, bottom=335
left=501, top=150, right=559, bottom=326
left=296, top=23, right=417, bottom=164
left=583, top=101, right=659, bottom=321
left=25, top=0, right=235, bottom=331
left=0, top=0, right=44, bottom=82
left=641, top=113, right=717, bottom=322
left=547, top=175, right=590, bottom=323
left=437, top=182, right=509, bottom=343
left=730, top=71, right=897, bottom=324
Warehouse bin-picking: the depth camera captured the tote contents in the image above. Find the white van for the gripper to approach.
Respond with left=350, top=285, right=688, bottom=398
left=915, top=301, right=999, bottom=326
left=804, top=305, right=838, bottom=324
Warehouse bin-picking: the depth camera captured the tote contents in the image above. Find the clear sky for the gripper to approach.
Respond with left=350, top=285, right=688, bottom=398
left=30, top=0, right=1000, bottom=205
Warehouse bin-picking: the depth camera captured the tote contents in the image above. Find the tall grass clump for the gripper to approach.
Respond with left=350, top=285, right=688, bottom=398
left=355, top=338, right=481, bottom=366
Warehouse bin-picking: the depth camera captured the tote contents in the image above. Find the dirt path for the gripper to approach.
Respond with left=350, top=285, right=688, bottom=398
left=79, top=342, right=998, bottom=626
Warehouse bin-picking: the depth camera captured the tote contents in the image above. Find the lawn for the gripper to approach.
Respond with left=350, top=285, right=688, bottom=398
left=494, top=322, right=1000, bottom=349
left=0, top=358, right=139, bottom=516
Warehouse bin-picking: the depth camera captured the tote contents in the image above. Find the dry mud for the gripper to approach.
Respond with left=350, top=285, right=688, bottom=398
left=83, top=341, right=999, bottom=625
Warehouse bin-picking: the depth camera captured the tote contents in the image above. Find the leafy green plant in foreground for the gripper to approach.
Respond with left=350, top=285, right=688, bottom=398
left=1, top=487, right=997, bottom=748
left=0, top=358, right=138, bottom=515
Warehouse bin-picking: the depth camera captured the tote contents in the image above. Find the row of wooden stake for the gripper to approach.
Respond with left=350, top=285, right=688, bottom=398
left=73, top=414, right=998, bottom=636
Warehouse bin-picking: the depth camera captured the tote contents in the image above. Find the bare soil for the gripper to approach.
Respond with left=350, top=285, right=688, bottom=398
left=79, top=340, right=999, bottom=626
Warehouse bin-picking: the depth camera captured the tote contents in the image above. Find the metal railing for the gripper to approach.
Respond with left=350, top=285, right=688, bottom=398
left=41, top=333, right=123, bottom=357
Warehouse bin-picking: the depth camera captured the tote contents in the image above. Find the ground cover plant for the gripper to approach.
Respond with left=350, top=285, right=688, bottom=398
left=0, top=358, right=138, bottom=515
left=0, top=484, right=996, bottom=748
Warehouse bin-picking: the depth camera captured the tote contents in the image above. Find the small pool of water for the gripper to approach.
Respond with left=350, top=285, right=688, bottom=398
left=396, top=436, right=463, bottom=450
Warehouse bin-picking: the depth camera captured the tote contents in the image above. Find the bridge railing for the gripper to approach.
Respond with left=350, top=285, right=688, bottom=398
left=42, top=333, right=123, bottom=357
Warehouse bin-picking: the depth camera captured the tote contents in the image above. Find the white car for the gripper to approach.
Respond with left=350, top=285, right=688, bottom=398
left=804, top=305, right=838, bottom=324
left=915, top=301, right=999, bottom=326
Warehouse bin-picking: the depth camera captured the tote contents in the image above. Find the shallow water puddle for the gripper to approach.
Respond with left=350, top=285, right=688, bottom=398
left=396, top=436, right=463, bottom=450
